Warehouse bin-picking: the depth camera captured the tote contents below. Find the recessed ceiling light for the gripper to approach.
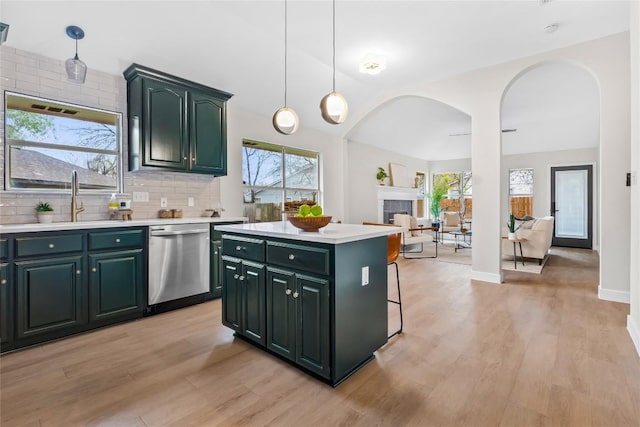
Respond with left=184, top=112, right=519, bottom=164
left=359, top=53, right=387, bottom=75
left=543, top=23, right=559, bottom=34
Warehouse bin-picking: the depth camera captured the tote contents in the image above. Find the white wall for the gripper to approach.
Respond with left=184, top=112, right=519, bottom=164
left=428, top=158, right=472, bottom=174
left=343, top=33, right=631, bottom=287
left=221, top=108, right=344, bottom=221
left=628, top=2, right=640, bottom=356
left=501, top=148, right=599, bottom=249
left=344, top=141, right=427, bottom=224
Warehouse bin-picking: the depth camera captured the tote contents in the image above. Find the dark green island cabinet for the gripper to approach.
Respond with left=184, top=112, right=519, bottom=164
left=1, top=227, right=147, bottom=352
left=216, top=221, right=399, bottom=386
left=124, top=64, right=233, bottom=176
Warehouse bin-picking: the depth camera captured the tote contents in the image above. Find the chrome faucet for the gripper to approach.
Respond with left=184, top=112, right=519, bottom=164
left=71, top=170, right=85, bottom=222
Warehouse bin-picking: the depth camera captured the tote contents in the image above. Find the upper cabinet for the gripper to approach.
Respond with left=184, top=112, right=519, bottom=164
left=124, top=64, right=233, bottom=176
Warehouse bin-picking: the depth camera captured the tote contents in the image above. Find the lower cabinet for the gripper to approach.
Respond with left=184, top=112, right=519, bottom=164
left=266, top=268, right=330, bottom=378
left=222, top=257, right=265, bottom=345
left=15, top=256, right=86, bottom=339
left=88, top=249, right=144, bottom=322
left=0, top=263, right=12, bottom=344
left=210, top=240, right=223, bottom=298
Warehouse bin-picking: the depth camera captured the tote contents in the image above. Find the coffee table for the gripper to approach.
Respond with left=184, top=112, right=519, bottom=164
left=501, top=236, right=527, bottom=269
left=450, top=230, right=472, bottom=252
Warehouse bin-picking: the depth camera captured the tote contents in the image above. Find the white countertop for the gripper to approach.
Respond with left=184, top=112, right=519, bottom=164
left=0, top=217, right=247, bottom=234
left=214, top=221, right=402, bottom=244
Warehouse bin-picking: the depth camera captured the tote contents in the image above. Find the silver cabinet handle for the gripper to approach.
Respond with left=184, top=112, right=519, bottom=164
left=285, top=289, right=292, bottom=295
left=236, top=245, right=242, bottom=251
left=293, top=291, right=299, bottom=298
left=192, top=157, right=196, bottom=161
left=49, top=243, right=55, bottom=248
left=183, top=156, right=187, bottom=160
left=234, top=274, right=239, bottom=279
left=288, top=254, right=295, bottom=260
left=239, top=276, right=245, bottom=281
left=115, top=238, right=121, bottom=243
left=1, top=279, right=6, bottom=285
left=76, top=269, right=81, bottom=275
left=214, top=251, right=218, bottom=255
left=92, top=267, right=97, bottom=272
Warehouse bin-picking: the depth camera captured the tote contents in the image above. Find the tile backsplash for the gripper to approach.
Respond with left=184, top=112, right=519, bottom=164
left=0, top=46, right=221, bottom=225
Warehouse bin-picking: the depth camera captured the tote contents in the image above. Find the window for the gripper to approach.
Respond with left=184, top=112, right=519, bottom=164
left=242, top=139, right=320, bottom=222
left=432, top=171, right=472, bottom=219
left=4, top=92, right=122, bottom=192
left=509, top=168, right=534, bottom=217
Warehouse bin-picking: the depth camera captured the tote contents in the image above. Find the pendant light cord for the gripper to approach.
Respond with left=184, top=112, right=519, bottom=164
left=332, top=0, right=336, bottom=92
left=284, top=0, right=288, bottom=107
left=75, top=37, right=79, bottom=60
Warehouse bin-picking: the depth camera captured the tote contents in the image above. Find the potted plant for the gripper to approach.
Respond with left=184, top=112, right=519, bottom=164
left=35, top=201, right=54, bottom=223
left=430, top=177, right=448, bottom=229
left=506, top=213, right=521, bottom=240
left=376, top=167, right=388, bottom=185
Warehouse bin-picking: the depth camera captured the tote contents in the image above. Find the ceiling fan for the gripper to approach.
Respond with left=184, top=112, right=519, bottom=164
left=449, top=128, right=517, bottom=137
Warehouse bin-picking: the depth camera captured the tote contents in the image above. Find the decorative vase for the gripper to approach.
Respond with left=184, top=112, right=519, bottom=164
left=508, top=232, right=516, bottom=240
left=37, top=212, right=54, bottom=223
left=379, top=179, right=385, bottom=186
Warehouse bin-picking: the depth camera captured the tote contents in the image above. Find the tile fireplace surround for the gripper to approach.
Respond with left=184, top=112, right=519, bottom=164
left=376, top=185, right=419, bottom=223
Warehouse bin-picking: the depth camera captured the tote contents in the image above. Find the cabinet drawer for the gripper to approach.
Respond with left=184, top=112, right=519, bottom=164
left=267, top=242, right=330, bottom=276
left=222, top=235, right=264, bottom=262
left=15, top=234, right=83, bottom=258
left=89, top=229, right=145, bottom=251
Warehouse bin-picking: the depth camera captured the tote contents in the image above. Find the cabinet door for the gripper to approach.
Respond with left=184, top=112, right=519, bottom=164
left=266, top=268, right=295, bottom=360
left=15, top=256, right=85, bottom=339
left=189, top=91, right=226, bottom=175
left=210, top=240, right=223, bottom=298
left=222, top=257, right=242, bottom=331
left=143, top=78, right=189, bottom=170
left=241, top=262, right=266, bottom=345
left=0, top=263, right=12, bottom=344
left=89, top=250, right=144, bottom=322
left=295, top=274, right=330, bottom=378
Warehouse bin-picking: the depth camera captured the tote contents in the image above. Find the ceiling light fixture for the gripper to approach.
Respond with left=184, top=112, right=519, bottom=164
left=0, top=23, right=9, bottom=45
left=272, top=0, right=300, bottom=135
left=65, top=25, right=87, bottom=84
left=320, top=0, right=348, bottom=125
left=543, top=23, right=559, bottom=34
left=359, top=53, right=387, bottom=75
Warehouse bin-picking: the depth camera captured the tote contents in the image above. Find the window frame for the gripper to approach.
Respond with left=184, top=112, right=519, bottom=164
left=508, top=167, right=534, bottom=217
left=242, top=139, right=321, bottom=220
left=3, top=91, right=124, bottom=194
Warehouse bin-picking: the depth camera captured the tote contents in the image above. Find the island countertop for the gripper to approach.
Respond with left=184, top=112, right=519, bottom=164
left=214, top=221, right=401, bottom=244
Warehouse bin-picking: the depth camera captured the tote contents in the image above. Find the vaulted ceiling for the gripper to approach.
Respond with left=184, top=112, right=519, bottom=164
left=1, top=1, right=630, bottom=159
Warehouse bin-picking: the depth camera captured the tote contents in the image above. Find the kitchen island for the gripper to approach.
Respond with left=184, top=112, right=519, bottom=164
left=215, top=221, right=400, bottom=386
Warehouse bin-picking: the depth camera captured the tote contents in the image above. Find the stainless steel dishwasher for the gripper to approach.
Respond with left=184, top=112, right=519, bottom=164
left=148, top=223, right=210, bottom=305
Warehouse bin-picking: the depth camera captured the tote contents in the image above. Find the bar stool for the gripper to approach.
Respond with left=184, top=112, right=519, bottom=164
left=363, top=222, right=403, bottom=338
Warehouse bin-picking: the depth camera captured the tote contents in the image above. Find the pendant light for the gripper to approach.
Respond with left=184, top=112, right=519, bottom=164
left=320, top=0, right=348, bottom=124
left=65, top=25, right=87, bottom=84
left=272, top=0, right=300, bottom=135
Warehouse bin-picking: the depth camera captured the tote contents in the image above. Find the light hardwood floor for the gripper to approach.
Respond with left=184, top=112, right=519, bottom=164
left=1, top=248, right=639, bottom=426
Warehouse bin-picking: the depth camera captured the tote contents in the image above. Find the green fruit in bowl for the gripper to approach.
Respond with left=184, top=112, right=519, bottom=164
left=298, top=204, right=311, bottom=217
left=310, top=205, right=323, bottom=217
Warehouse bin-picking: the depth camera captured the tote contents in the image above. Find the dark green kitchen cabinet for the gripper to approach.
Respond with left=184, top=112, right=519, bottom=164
left=124, top=64, right=233, bottom=176
left=221, top=257, right=266, bottom=346
left=0, top=263, right=12, bottom=344
left=210, top=240, right=223, bottom=298
left=15, top=256, right=86, bottom=339
left=266, top=268, right=329, bottom=378
left=88, top=249, right=144, bottom=322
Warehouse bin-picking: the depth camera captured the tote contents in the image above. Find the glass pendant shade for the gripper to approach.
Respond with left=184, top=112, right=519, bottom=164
left=320, top=92, right=348, bottom=124
left=66, top=54, right=87, bottom=84
left=273, top=107, right=300, bottom=135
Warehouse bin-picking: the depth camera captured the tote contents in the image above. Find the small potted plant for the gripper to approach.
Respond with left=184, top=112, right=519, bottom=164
left=506, top=213, right=521, bottom=240
left=376, top=167, right=388, bottom=185
left=35, top=201, right=54, bottom=223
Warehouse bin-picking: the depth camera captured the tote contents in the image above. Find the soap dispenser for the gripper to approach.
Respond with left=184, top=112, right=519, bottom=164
left=108, top=193, right=118, bottom=219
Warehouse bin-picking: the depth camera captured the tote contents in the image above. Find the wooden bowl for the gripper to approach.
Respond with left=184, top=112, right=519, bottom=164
left=288, top=215, right=332, bottom=232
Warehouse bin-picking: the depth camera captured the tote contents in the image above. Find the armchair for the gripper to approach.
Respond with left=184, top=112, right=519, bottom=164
left=393, top=214, right=438, bottom=259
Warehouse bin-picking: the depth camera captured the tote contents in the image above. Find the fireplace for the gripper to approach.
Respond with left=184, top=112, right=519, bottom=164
left=376, top=185, right=419, bottom=223
left=383, top=200, right=413, bottom=224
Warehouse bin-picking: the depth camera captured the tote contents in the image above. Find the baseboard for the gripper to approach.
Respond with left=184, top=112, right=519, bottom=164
left=598, top=285, right=630, bottom=304
left=471, top=270, right=502, bottom=284
left=627, top=315, right=640, bottom=358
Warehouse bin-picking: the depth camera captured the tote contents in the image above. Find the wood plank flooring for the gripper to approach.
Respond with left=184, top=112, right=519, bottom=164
left=1, top=247, right=639, bottom=426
